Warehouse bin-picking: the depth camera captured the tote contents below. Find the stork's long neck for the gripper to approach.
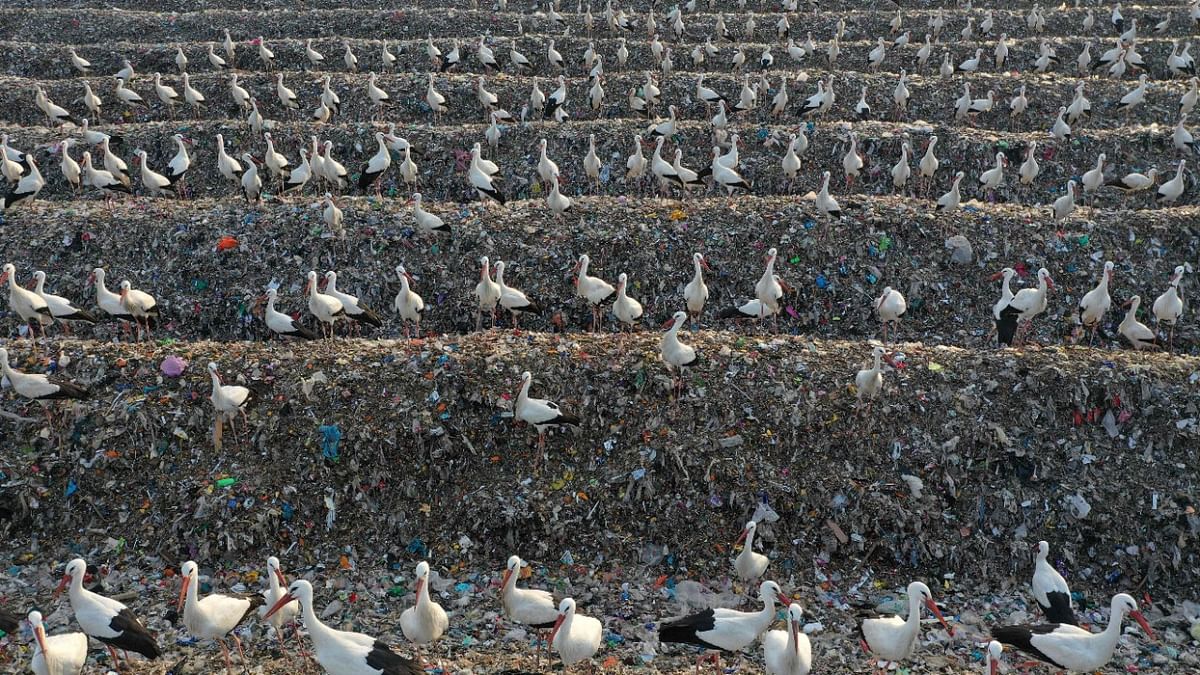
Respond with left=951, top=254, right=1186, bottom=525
left=692, top=260, right=704, bottom=284
left=299, top=597, right=333, bottom=647
left=871, top=351, right=882, bottom=374
left=578, top=257, right=590, bottom=279
left=517, top=377, right=532, bottom=405
left=902, top=592, right=924, bottom=635
left=1001, top=275, right=1013, bottom=298
left=209, top=370, right=224, bottom=394
left=183, top=573, right=200, bottom=620
left=480, top=261, right=491, bottom=281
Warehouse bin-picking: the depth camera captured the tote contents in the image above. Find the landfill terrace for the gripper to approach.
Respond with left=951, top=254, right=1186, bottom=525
left=1, top=0, right=1200, bottom=673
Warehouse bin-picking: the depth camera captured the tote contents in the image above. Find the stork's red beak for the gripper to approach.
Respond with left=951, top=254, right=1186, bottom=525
left=990, top=656, right=999, bottom=675
left=53, top=574, right=70, bottom=598
left=776, top=591, right=791, bottom=606
left=662, top=317, right=676, bottom=329
left=414, top=577, right=425, bottom=598
left=700, top=258, right=712, bottom=270
left=263, top=592, right=296, bottom=620
left=500, top=568, right=513, bottom=589
left=790, top=621, right=800, bottom=654
left=990, top=271, right=1005, bottom=281
left=735, top=529, right=749, bottom=545
left=1130, top=610, right=1156, bottom=640
left=549, top=612, right=566, bottom=646
left=275, top=568, right=288, bottom=586
left=177, top=575, right=190, bottom=611
left=34, top=625, right=48, bottom=654
left=1045, top=277, right=1056, bottom=289
left=925, top=598, right=953, bottom=636
left=0, top=272, right=9, bottom=285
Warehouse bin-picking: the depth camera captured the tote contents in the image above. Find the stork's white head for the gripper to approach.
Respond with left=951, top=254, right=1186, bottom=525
left=758, top=580, right=790, bottom=606
left=736, top=520, right=757, bottom=545
left=54, top=558, right=88, bottom=597
left=907, top=581, right=953, bottom=635
left=986, top=640, right=1003, bottom=675
left=266, top=579, right=313, bottom=620
left=1036, top=540, right=1050, bottom=560
left=1111, top=593, right=1155, bottom=638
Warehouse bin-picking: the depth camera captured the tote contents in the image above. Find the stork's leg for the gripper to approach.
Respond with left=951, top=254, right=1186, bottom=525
left=232, top=633, right=247, bottom=668
left=475, top=308, right=482, bottom=332
left=218, top=638, right=233, bottom=675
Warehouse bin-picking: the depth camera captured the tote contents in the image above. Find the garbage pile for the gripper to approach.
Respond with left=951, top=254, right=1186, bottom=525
left=1, top=334, right=1198, bottom=672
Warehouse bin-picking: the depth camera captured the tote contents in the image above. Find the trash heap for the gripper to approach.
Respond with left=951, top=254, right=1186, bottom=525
left=0, top=196, right=1193, bottom=351
left=0, top=335, right=1197, bottom=671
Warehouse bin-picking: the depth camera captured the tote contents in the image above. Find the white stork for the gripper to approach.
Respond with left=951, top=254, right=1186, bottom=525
left=28, top=610, right=88, bottom=675
left=1032, top=541, right=1075, bottom=624
left=399, top=561, right=448, bottom=646
left=550, top=598, right=602, bottom=674
left=55, top=559, right=160, bottom=668
left=265, top=580, right=422, bottom=675
left=993, top=594, right=1154, bottom=672
left=859, top=581, right=953, bottom=671
left=733, top=520, right=769, bottom=582
left=178, top=560, right=264, bottom=674
left=763, top=603, right=811, bottom=675
left=659, top=580, right=790, bottom=672
left=515, top=370, right=580, bottom=451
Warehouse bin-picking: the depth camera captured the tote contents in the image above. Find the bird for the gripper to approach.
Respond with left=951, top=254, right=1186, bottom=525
left=259, top=556, right=300, bottom=649
left=1158, top=160, right=1187, bottom=204
left=874, top=286, right=907, bottom=343
left=28, top=610, right=88, bottom=675
left=991, top=268, right=1018, bottom=343
left=30, top=271, right=97, bottom=334
left=4, top=155, right=44, bottom=211
left=859, top=581, right=953, bottom=671
left=1078, top=261, right=1115, bottom=342
left=612, top=273, right=643, bottom=333
left=550, top=598, right=602, bottom=674
left=55, top=559, right=160, bottom=668
left=400, top=561, right=448, bottom=647
left=762, top=603, right=811, bottom=675
left=118, top=279, right=157, bottom=340
left=684, top=253, right=711, bottom=324
left=358, top=132, right=392, bottom=196
left=1052, top=180, right=1077, bottom=222
left=260, top=288, right=316, bottom=341
left=984, top=641, right=1003, bottom=675
left=659, top=580, right=790, bottom=673
left=323, top=271, right=383, bottom=333
left=495, top=262, right=541, bottom=329
left=733, top=520, right=769, bottom=582
left=305, top=270, right=345, bottom=338
left=2, top=263, right=51, bottom=336
left=855, top=346, right=889, bottom=411
left=1152, top=265, right=1186, bottom=347
left=264, top=580, right=422, bottom=675
left=410, top=193, right=448, bottom=236
left=473, top=257, right=501, bottom=331
left=207, top=361, right=253, bottom=444
left=1032, top=541, right=1076, bottom=625
left=393, top=265, right=425, bottom=339
left=1004, top=268, right=1055, bottom=345
left=993, top=593, right=1154, bottom=672
left=500, top=555, right=558, bottom=663
left=936, top=171, right=964, bottom=211
left=816, top=171, right=841, bottom=219
left=660, top=311, right=698, bottom=397
left=573, top=254, right=615, bottom=332
left=134, top=150, right=174, bottom=197
left=753, top=247, right=786, bottom=328
left=515, top=370, right=579, bottom=451
left=1119, top=296, right=1156, bottom=350
left=177, top=560, right=264, bottom=674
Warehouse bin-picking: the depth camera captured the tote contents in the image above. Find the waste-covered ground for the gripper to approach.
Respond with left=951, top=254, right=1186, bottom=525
left=2, top=0, right=1200, bottom=672
left=1, top=336, right=1198, bottom=673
